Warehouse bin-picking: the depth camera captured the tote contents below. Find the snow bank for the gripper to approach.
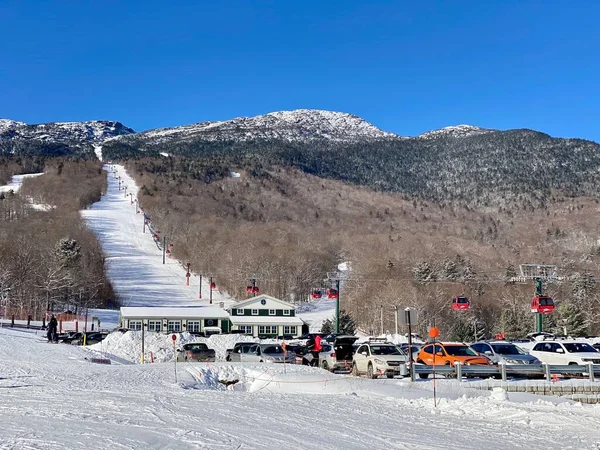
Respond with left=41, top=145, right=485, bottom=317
left=89, top=331, right=277, bottom=363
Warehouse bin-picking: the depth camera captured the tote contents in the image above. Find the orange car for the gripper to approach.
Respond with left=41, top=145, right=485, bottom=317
left=417, top=342, right=490, bottom=368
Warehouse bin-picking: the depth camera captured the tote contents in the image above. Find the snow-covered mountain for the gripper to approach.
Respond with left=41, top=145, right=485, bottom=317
left=0, top=119, right=134, bottom=144
left=417, top=124, right=493, bottom=139
left=122, top=109, right=398, bottom=145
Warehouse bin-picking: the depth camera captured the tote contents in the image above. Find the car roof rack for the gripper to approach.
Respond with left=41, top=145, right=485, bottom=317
left=367, top=337, right=393, bottom=344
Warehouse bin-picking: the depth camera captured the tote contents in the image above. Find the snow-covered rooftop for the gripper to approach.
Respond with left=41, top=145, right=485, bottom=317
left=120, top=306, right=229, bottom=319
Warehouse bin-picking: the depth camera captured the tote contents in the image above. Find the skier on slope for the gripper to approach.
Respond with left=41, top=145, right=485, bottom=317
left=47, top=315, right=58, bottom=343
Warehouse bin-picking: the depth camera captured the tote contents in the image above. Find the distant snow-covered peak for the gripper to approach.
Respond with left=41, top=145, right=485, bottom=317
left=0, top=119, right=134, bottom=144
left=0, top=119, right=26, bottom=133
left=134, top=109, right=398, bottom=144
left=417, top=124, right=493, bottom=140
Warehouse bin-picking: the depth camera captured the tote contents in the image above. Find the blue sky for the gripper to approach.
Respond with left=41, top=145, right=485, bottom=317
left=1, top=1, right=599, bottom=140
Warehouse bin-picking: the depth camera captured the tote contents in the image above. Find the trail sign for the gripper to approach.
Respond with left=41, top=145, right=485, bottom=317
left=398, top=308, right=418, bottom=326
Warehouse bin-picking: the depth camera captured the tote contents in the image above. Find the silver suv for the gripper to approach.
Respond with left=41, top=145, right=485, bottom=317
left=470, top=341, right=540, bottom=365
left=352, top=340, right=407, bottom=378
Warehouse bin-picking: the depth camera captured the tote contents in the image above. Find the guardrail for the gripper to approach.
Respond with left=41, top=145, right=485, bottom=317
left=410, top=363, right=600, bottom=382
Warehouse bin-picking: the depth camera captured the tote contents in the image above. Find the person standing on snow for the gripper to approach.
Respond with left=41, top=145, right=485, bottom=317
left=47, top=315, right=58, bottom=343
left=309, top=334, right=323, bottom=366
left=314, top=335, right=322, bottom=353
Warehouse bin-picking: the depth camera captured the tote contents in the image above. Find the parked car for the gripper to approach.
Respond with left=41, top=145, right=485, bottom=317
left=242, top=343, right=296, bottom=364
left=60, top=332, right=107, bottom=345
left=227, top=342, right=259, bottom=362
left=303, top=335, right=358, bottom=371
left=286, top=344, right=309, bottom=364
left=352, top=339, right=407, bottom=379
left=416, top=343, right=490, bottom=379
left=176, top=342, right=216, bottom=362
left=398, top=343, right=422, bottom=362
left=528, top=340, right=600, bottom=370
left=470, top=341, right=541, bottom=365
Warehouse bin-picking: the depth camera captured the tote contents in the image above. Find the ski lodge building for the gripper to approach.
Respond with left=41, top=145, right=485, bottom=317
left=119, top=295, right=304, bottom=338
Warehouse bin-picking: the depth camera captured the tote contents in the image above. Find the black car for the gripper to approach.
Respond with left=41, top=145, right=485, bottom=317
left=60, top=332, right=107, bottom=345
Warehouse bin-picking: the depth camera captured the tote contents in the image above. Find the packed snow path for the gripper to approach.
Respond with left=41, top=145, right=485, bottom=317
left=81, top=163, right=231, bottom=308
left=2, top=327, right=600, bottom=449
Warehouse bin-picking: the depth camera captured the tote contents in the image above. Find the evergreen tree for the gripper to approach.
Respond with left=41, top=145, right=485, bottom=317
left=55, top=238, right=81, bottom=268
left=551, top=302, right=588, bottom=337
left=499, top=305, right=531, bottom=338
left=412, top=261, right=436, bottom=283
left=320, top=310, right=356, bottom=335
left=505, top=264, right=517, bottom=281
left=441, top=259, right=459, bottom=281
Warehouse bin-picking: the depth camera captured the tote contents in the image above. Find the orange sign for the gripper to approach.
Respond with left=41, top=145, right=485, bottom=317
left=428, top=327, right=440, bottom=338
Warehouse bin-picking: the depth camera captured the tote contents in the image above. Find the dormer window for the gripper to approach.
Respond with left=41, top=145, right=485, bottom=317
left=251, top=309, right=258, bottom=315
left=283, top=310, right=290, bottom=316
left=268, top=309, right=275, bottom=316
left=237, top=309, right=244, bottom=315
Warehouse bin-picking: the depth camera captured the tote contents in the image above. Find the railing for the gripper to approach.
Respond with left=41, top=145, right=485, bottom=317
left=410, top=363, right=600, bottom=382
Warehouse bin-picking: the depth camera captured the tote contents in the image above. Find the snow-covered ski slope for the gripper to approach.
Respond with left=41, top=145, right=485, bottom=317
left=80, top=163, right=232, bottom=309
left=2, top=326, right=600, bottom=449
left=0, top=172, right=43, bottom=193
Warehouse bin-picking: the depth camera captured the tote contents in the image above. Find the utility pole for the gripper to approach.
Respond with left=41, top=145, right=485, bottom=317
left=327, top=272, right=344, bottom=334
left=209, top=277, right=214, bottom=304
left=162, top=236, right=167, bottom=264
left=143, top=213, right=147, bottom=233
left=198, top=275, right=202, bottom=299
left=380, top=304, right=384, bottom=335
left=186, top=263, right=191, bottom=287
left=394, top=305, right=398, bottom=335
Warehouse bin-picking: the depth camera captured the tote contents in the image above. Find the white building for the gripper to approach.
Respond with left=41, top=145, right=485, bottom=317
left=119, top=306, right=230, bottom=334
left=227, top=294, right=304, bottom=338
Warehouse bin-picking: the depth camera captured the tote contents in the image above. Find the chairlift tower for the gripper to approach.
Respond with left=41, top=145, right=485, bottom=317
left=519, top=264, right=558, bottom=333
left=327, top=271, right=348, bottom=334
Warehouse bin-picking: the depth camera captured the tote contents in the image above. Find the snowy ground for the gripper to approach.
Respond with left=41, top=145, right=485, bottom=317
left=2, top=326, right=600, bottom=449
left=0, top=172, right=43, bottom=193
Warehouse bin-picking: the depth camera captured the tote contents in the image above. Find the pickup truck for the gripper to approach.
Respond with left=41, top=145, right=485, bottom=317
left=176, top=343, right=216, bottom=362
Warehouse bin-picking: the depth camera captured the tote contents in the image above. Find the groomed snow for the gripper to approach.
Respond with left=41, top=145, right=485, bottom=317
left=80, top=164, right=233, bottom=309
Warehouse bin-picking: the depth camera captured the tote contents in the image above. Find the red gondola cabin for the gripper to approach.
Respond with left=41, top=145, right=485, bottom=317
left=210, top=282, right=217, bottom=290
left=326, top=288, right=339, bottom=299
left=246, top=286, right=253, bottom=293
left=251, top=286, right=259, bottom=294
left=311, top=290, right=322, bottom=299
left=452, top=296, right=470, bottom=311
left=531, top=295, right=554, bottom=314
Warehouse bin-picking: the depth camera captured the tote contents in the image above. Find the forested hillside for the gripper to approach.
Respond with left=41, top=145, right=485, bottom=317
left=123, top=155, right=600, bottom=339
left=5, top=109, right=600, bottom=338
left=0, top=159, right=115, bottom=320
left=104, top=128, right=600, bottom=210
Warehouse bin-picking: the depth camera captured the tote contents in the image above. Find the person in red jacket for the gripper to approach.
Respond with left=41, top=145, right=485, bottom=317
left=314, top=335, right=322, bottom=352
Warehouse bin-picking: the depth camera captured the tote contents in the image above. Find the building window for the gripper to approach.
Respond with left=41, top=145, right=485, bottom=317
left=283, top=326, right=297, bottom=335
left=129, top=320, right=142, bottom=331
left=239, top=325, right=253, bottom=335
left=251, top=309, right=258, bottom=316
left=167, top=320, right=181, bottom=332
left=268, top=309, right=275, bottom=316
left=187, top=321, right=200, bottom=333
left=148, top=320, right=161, bottom=332
left=283, top=310, right=290, bottom=316
left=258, top=325, right=277, bottom=335
left=237, top=309, right=244, bottom=315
